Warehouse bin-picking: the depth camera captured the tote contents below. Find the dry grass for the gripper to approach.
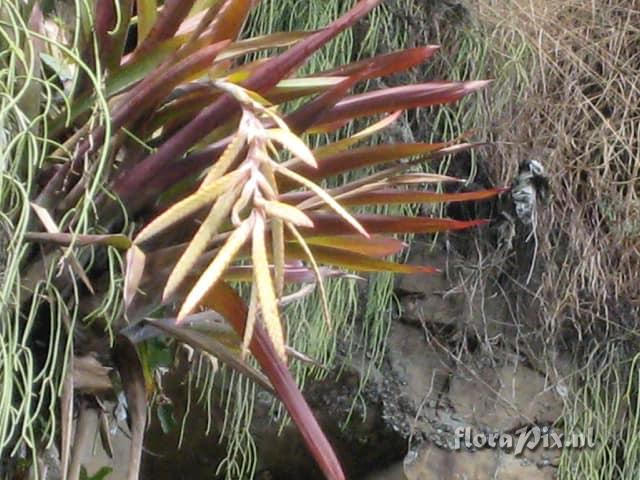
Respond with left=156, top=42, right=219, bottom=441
left=475, top=0, right=639, bottom=336
left=468, top=1, right=640, bottom=477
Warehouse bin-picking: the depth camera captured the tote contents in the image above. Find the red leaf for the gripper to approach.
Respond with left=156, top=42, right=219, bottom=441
left=279, top=143, right=447, bottom=191
left=312, top=80, right=491, bottom=127
left=286, top=46, right=440, bottom=134
left=286, top=73, right=368, bottom=135
left=95, top=0, right=117, bottom=64
left=42, top=40, right=231, bottom=212
left=113, top=0, right=383, bottom=213
left=301, top=213, right=489, bottom=236
left=200, top=282, right=346, bottom=480
left=319, top=45, right=440, bottom=78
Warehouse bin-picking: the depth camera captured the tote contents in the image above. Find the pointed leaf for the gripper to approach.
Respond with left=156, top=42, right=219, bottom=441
left=219, top=31, right=316, bottom=61
left=23, top=232, right=132, bottom=249
left=139, top=318, right=273, bottom=392
left=223, top=265, right=346, bottom=283
left=286, top=46, right=440, bottom=134
left=164, top=185, right=241, bottom=300
left=320, top=45, right=440, bottom=78
left=285, top=71, right=370, bottom=135
left=129, top=0, right=196, bottom=62
left=114, top=0, right=383, bottom=221
left=125, top=245, right=146, bottom=309
left=198, top=282, right=346, bottom=480
left=263, top=200, right=314, bottom=227
left=312, top=81, right=491, bottom=127
left=300, top=213, right=489, bottom=236
left=134, top=169, right=245, bottom=244
left=281, top=143, right=447, bottom=190
left=178, top=216, right=254, bottom=320
left=286, top=224, right=332, bottom=328
left=205, top=0, right=252, bottom=45
left=274, top=164, right=369, bottom=238
left=54, top=38, right=231, bottom=201
left=304, top=235, right=407, bottom=258
left=336, top=187, right=505, bottom=207
left=286, top=244, right=438, bottom=274
left=267, top=128, right=317, bottom=168
left=252, top=214, right=286, bottom=361
left=29, top=203, right=95, bottom=293
left=312, top=111, right=402, bottom=158
left=385, top=173, right=462, bottom=185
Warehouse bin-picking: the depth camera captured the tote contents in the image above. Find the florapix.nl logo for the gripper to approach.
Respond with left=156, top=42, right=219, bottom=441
left=453, top=426, right=596, bottom=456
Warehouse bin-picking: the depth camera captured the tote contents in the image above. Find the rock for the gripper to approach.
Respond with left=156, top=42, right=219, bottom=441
left=396, top=242, right=448, bottom=295
left=386, top=321, right=452, bottom=410
left=448, top=364, right=564, bottom=432
left=404, top=445, right=498, bottom=480
left=404, top=444, right=556, bottom=480
left=396, top=241, right=506, bottom=340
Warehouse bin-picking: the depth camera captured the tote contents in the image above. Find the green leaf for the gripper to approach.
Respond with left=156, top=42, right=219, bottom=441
left=141, top=317, right=273, bottom=392
left=144, top=337, right=173, bottom=370
left=23, top=232, right=132, bottom=249
left=80, top=466, right=113, bottom=480
left=136, top=0, right=158, bottom=44
left=157, top=403, right=178, bottom=434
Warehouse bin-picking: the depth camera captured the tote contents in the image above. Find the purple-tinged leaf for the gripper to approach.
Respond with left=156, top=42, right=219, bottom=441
left=39, top=40, right=230, bottom=210
left=113, top=0, right=383, bottom=214
left=127, top=0, right=197, bottom=64
left=279, top=143, right=447, bottom=191
left=95, top=0, right=117, bottom=66
left=319, top=46, right=440, bottom=78
left=312, top=81, right=491, bottom=127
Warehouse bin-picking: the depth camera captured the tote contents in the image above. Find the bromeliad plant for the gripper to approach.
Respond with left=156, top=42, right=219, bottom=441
left=3, top=0, right=500, bottom=479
